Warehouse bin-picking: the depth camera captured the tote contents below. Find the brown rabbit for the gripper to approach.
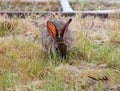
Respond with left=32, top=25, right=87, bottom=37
left=41, top=18, right=74, bottom=60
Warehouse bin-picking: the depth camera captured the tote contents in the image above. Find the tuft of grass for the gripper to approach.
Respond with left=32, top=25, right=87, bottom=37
left=109, top=31, right=120, bottom=45
left=0, top=17, right=38, bottom=37
left=0, top=18, right=18, bottom=37
left=71, top=32, right=93, bottom=60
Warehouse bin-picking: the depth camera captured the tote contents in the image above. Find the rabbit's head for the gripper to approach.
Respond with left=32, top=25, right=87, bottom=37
left=47, top=18, right=72, bottom=60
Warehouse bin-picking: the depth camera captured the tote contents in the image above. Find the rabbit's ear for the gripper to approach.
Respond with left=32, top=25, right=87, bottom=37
left=47, top=21, right=58, bottom=38
left=60, top=18, right=72, bottom=38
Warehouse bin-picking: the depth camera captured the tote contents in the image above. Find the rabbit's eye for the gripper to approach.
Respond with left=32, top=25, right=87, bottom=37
left=55, top=47, right=58, bottom=51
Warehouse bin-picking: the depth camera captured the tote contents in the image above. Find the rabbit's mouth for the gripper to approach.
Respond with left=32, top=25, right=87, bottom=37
left=54, top=37, right=67, bottom=60
left=55, top=42, right=67, bottom=61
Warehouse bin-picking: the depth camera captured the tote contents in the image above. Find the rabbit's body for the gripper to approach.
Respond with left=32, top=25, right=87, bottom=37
left=41, top=19, right=74, bottom=60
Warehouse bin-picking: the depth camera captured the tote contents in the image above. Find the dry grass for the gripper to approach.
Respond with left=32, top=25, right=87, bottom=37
left=0, top=16, right=37, bottom=32
left=70, top=1, right=120, bottom=11
left=0, top=15, right=120, bottom=91
left=0, top=0, right=61, bottom=11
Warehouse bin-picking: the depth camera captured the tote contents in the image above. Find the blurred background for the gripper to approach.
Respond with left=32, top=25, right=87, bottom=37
left=0, top=0, right=120, bottom=11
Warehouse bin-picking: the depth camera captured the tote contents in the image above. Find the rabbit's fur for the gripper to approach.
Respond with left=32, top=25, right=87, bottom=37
left=41, top=18, right=74, bottom=60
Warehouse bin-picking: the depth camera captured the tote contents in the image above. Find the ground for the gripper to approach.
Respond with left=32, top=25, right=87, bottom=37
left=0, top=15, right=120, bottom=91
left=0, top=1, right=120, bottom=91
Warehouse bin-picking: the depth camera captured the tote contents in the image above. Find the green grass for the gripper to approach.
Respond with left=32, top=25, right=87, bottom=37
left=0, top=39, right=47, bottom=90
left=0, top=16, right=120, bottom=91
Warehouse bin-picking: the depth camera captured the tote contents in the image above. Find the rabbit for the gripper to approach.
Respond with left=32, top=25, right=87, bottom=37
left=41, top=18, right=74, bottom=61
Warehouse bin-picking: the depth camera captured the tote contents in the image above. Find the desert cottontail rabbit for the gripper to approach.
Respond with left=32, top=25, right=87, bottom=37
left=41, top=18, right=74, bottom=60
